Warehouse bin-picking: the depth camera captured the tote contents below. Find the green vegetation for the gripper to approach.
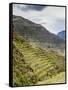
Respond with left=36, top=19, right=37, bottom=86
left=13, top=31, right=65, bottom=86
left=13, top=45, right=38, bottom=86
left=13, top=32, right=39, bottom=86
left=37, top=72, right=65, bottom=84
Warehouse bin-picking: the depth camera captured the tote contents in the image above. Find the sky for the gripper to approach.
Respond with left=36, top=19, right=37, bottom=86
left=13, top=4, right=65, bottom=34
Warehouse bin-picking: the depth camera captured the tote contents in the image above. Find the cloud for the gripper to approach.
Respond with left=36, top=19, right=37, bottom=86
left=13, top=4, right=46, bottom=11
left=13, top=4, right=65, bottom=34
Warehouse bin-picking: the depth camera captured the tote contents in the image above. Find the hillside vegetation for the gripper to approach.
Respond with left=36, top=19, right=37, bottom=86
left=13, top=31, right=65, bottom=86
left=37, top=72, right=65, bottom=84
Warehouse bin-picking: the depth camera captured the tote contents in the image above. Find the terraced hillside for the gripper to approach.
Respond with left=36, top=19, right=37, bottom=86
left=13, top=31, right=65, bottom=86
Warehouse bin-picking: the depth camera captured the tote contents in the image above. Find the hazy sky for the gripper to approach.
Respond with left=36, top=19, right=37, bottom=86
left=13, top=4, right=65, bottom=34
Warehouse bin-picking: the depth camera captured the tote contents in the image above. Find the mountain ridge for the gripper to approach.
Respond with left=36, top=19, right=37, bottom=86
left=13, top=15, right=65, bottom=51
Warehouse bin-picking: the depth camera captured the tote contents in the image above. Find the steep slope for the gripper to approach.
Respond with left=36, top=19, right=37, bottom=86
left=57, top=31, right=65, bottom=40
left=13, top=15, right=65, bottom=50
left=13, top=30, right=65, bottom=86
left=13, top=32, right=39, bottom=86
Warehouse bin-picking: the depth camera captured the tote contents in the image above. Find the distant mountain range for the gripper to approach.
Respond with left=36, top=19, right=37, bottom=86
left=57, top=31, right=65, bottom=40
left=13, top=15, right=65, bottom=51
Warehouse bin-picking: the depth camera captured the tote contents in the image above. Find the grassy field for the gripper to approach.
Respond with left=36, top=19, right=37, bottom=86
left=12, top=31, right=65, bottom=86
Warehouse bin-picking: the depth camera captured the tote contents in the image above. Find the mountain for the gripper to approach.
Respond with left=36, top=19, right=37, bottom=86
left=13, top=30, right=65, bottom=86
left=57, top=31, right=65, bottom=40
left=13, top=15, right=65, bottom=51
